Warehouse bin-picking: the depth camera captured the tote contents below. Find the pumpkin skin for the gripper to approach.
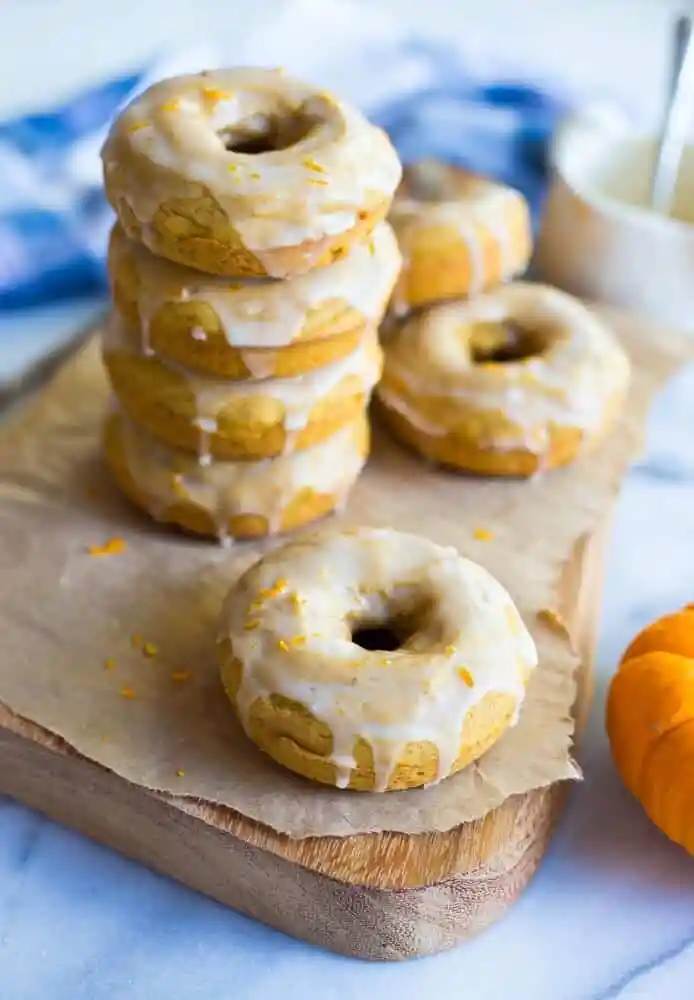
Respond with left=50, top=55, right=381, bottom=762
left=606, top=606, right=694, bottom=856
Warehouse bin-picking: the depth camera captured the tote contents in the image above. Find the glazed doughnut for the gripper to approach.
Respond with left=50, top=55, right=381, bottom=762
left=219, top=526, right=537, bottom=791
left=389, top=160, right=531, bottom=311
left=377, top=283, right=631, bottom=476
left=108, top=221, right=401, bottom=379
left=104, top=408, right=368, bottom=541
left=101, top=68, right=402, bottom=278
left=102, top=319, right=382, bottom=461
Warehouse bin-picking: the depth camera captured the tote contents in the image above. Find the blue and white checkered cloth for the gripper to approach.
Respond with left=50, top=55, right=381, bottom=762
left=0, top=42, right=570, bottom=312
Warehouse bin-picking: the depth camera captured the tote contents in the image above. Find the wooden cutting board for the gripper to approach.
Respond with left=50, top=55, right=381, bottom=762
left=0, top=517, right=602, bottom=961
left=9, top=295, right=676, bottom=961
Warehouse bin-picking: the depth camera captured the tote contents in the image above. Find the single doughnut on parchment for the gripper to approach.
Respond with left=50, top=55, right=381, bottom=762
left=377, top=282, right=631, bottom=476
left=219, top=526, right=538, bottom=792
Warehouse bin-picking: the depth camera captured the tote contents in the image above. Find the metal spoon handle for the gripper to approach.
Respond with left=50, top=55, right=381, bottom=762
left=651, top=14, right=694, bottom=214
left=670, top=14, right=691, bottom=98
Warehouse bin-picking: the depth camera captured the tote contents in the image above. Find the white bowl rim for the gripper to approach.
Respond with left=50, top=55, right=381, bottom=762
left=549, top=114, right=694, bottom=239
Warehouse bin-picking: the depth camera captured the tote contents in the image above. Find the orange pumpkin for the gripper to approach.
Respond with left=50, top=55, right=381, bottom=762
left=606, top=605, right=694, bottom=856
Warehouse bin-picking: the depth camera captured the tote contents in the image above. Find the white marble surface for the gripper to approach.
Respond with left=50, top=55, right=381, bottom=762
left=3, top=1, right=694, bottom=997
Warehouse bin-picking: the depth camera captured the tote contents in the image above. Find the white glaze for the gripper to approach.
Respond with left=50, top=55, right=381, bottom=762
left=104, top=317, right=383, bottom=442
left=221, top=527, right=537, bottom=791
left=378, top=283, right=631, bottom=454
left=237, top=350, right=279, bottom=380
left=112, top=409, right=368, bottom=542
left=376, top=385, right=447, bottom=437
left=109, top=222, right=402, bottom=350
left=101, top=68, right=402, bottom=275
left=389, top=160, right=529, bottom=307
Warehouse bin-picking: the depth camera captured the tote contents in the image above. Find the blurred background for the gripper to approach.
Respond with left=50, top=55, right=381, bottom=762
left=1, top=0, right=676, bottom=118
left=0, top=0, right=685, bottom=386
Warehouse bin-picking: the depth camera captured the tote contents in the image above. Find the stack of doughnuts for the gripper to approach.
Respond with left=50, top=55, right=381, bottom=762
left=378, top=159, right=631, bottom=475
left=99, top=68, right=402, bottom=540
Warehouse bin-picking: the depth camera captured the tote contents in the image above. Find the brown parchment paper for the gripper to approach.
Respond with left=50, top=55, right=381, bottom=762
left=0, top=312, right=689, bottom=838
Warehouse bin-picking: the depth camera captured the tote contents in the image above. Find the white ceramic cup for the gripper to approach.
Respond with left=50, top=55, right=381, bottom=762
left=534, top=108, right=694, bottom=332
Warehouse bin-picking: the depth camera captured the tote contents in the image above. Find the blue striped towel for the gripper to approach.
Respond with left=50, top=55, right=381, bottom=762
left=0, top=42, right=570, bottom=311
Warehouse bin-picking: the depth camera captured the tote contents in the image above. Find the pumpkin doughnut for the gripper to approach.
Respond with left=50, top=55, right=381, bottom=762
left=108, top=221, right=401, bottom=379
left=101, top=68, right=402, bottom=278
left=104, top=407, right=369, bottom=542
left=376, top=283, right=630, bottom=477
left=220, top=526, right=537, bottom=791
left=389, top=160, right=531, bottom=312
left=102, top=319, right=382, bottom=461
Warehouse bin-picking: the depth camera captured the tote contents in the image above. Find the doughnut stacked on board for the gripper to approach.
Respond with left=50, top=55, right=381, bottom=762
left=378, top=161, right=631, bottom=476
left=100, top=68, right=402, bottom=541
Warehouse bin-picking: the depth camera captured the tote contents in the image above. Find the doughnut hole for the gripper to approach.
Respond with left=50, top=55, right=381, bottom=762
left=217, top=107, right=320, bottom=155
left=348, top=584, right=438, bottom=654
left=351, top=625, right=401, bottom=652
left=468, top=320, right=547, bottom=365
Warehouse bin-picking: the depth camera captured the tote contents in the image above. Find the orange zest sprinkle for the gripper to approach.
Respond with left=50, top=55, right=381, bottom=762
left=171, top=670, right=192, bottom=683
left=250, top=172, right=261, bottom=180
left=457, top=667, right=474, bottom=687
left=143, top=642, right=158, bottom=658
left=120, top=686, right=136, bottom=699
left=290, top=592, right=305, bottom=608
left=277, top=639, right=290, bottom=652
left=444, top=645, right=456, bottom=656
left=290, top=635, right=306, bottom=647
left=368, top=238, right=376, bottom=255
left=303, top=158, right=325, bottom=173
left=382, top=657, right=392, bottom=666
left=176, top=769, right=186, bottom=778
left=307, top=177, right=328, bottom=186
left=88, top=537, right=126, bottom=557
left=130, top=634, right=143, bottom=649
left=201, top=86, right=232, bottom=109
left=473, top=527, right=494, bottom=542
left=244, top=619, right=261, bottom=631
left=256, top=578, right=288, bottom=603
left=538, top=607, right=567, bottom=631
left=227, top=163, right=238, bottom=172
left=104, top=658, right=116, bottom=670
left=160, top=100, right=180, bottom=113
